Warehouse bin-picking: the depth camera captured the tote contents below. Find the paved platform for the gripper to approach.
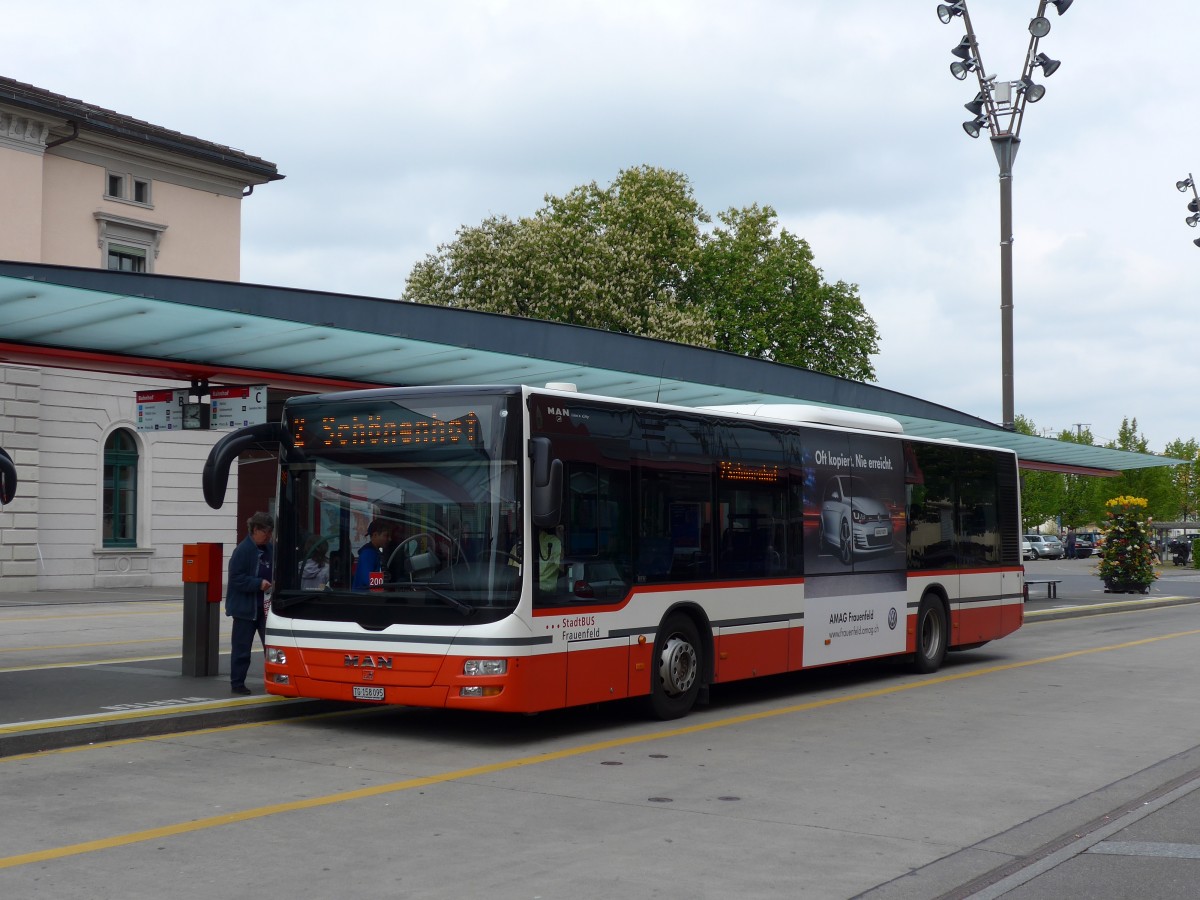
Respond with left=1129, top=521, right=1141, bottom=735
left=1, top=574, right=1198, bottom=758
left=0, top=586, right=340, bottom=756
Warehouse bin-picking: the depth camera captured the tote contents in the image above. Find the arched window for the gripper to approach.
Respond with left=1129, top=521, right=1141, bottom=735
left=103, top=429, right=139, bottom=547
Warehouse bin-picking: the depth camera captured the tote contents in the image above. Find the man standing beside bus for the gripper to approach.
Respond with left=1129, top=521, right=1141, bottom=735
left=226, top=511, right=274, bottom=695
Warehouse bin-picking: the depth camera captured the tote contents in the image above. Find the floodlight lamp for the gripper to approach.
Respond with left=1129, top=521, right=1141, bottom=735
left=1029, top=16, right=1051, bottom=38
left=1019, top=77, right=1046, bottom=103
left=937, top=2, right=965, bottom=24
left=1050, top=0, right=1073, bottom=15
left=951, top=36, right=973, bottom=60
left=1187, top=214, right=1200, bottom=227
left=1177, top=177, right=1193, bottom=192
left=964, top=91, right=987, bottom=116
left=963, top=115, right=987, bottom=139
left=1033, top=53, right=1061, bottom=77
left=1193, top=237, right=1200, bottom=248
left=950, top=58, right=978, bottom=81
left=1190, top=199, right=1199, bottom=214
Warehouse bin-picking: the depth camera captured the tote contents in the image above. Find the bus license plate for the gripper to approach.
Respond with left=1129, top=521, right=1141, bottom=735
left=352, top=686, right=385, bottom=701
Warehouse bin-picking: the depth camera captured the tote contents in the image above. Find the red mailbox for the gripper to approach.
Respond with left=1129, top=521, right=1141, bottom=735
left=182, top=542, right=223, bottom=602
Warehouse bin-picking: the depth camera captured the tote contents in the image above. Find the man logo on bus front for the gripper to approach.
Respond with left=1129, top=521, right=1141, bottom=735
left=888, top=607, right=898, bottom=630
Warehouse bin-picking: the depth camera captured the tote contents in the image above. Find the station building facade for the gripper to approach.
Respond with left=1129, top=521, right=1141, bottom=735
left=0, top=77, right=281, bottom=592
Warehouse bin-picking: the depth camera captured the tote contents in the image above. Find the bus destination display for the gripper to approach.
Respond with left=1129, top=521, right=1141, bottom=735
left=292, top=409, right=481, bottom=450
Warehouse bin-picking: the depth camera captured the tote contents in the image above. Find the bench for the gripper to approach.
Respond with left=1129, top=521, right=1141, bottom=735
left=1024, top=579, right=1062, bottom=600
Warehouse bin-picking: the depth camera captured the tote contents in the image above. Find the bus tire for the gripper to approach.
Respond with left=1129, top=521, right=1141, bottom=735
left=912, top=595, right=947, bottom=674
left=648, top=614, right=703, bottom=720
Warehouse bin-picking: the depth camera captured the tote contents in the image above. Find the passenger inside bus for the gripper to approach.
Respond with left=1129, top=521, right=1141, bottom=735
left=352, top=520, right=390, bottom=590
left=300, top=536, right=329, bottom=590
left=538, top=525, right=564, bottom=592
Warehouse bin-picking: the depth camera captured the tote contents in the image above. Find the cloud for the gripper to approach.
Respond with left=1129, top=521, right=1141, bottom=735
left=7, top=0, right=1198, bottom=451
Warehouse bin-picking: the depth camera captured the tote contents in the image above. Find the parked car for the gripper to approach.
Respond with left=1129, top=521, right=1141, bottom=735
left=1071, top=536, right=1095, bottom=559
left=1024, top=534, right=1064, bottom=559
left=1022, top=539, right=1036, bottom=561
left=563, top=558, right=628, bottom=602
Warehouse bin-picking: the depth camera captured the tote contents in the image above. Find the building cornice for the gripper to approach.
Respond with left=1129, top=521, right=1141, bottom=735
left=0, top=76, right=282, bottom=184
left=0, top=109, right=51, bottom=155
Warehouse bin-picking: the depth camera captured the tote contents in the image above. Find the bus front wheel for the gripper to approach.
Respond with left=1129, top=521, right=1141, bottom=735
left=648, top=614, right=702, bottom=720
left=912, top=595, right=947, bottom=674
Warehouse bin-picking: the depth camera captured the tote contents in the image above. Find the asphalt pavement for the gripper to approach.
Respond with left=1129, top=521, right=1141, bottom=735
left=4, top=560, right=1200, bottom=898
left=3, top=557, right=1198, bottom=757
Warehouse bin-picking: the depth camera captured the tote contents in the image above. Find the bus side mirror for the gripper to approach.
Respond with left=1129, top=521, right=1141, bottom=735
left=202, top=422, right=290, bottom=509
left=0, top=448, right=16, bottom=505
left=529, top=437, right=562, bottom=528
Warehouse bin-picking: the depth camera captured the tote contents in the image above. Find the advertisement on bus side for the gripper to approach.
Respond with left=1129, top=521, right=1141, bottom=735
left=802, top=432, right=907, bottom=665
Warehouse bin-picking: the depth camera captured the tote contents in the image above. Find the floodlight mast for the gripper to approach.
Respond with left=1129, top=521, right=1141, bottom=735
left=940, top=0, right=1066, bottom=432
left=1178, top=174, right=1200, bottom=246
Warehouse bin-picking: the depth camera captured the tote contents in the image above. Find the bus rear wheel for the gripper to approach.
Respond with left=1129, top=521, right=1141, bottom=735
left=912, top=595, right=947, bottom=674
left=648, top=614, right=702, bottom=720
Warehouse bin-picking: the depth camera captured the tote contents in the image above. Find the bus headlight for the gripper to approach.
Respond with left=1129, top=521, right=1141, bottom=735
left=463, top=658, right=507, bottom=676
left=266, top=647, right=288, bottom=665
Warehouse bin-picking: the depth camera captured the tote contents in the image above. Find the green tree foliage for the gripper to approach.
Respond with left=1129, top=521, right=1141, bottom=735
left=1054, top=425, right=1106, bottom=527
left=1101, top=418, right=1175, bottom=520
left=403, top=166, right=880, bottom=379
left=403, top=167, right=713, bottom=347
left=1014, top=415, right=1061, bottom=531
left=1163, top=438, right=1200, bottom=521
left=687, top=204, right=878, bottom=379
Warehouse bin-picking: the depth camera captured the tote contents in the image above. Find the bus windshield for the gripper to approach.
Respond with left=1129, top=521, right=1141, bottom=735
left=273, top=391, right=523, bottom=626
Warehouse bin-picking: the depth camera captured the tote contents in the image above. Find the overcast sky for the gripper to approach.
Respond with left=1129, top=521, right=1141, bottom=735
left=9, top=1, right=1198, bottom=450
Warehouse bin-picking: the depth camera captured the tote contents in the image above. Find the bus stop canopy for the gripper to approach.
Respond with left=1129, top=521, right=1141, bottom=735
left=0, top=261, right=1179, bottom=477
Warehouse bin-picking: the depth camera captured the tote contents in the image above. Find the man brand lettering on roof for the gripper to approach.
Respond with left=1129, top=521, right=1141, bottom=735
left=547, top=406, right=570, bottom=419
left=344, top=655, right=394, bottom=669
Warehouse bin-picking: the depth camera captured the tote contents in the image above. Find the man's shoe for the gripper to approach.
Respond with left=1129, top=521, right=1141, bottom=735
left=231, top=685, right=252, bottom=695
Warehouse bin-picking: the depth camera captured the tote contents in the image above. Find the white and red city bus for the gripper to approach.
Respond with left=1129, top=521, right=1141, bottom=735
left=203, top=384, right=1024, bottom=719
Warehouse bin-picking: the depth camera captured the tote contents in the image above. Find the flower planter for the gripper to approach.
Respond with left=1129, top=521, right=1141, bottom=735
left=1097, top=497, right=1157, bottom=596
left=1103, top=579, right=1151, bottom=594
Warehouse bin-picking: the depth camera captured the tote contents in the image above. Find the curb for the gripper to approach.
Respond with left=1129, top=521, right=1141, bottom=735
left=1025, top=594, right=1200, bottom=622
left=0, top=697, right=346, bottom=758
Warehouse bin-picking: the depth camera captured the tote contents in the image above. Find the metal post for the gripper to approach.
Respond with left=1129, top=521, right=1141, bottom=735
left=993, top=135, right=1019, bottom=431
left=181, top=542, right=223, bottom=677
left=182, top=580, right=220, bottom=677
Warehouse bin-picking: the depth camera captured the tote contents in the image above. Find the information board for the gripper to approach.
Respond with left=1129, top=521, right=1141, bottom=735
left=135, top=389, right=189, bottom=432
left=210, top=385, right=268, bottom=429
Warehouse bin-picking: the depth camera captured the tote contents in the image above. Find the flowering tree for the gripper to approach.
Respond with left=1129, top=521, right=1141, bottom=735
left=1097, top=496, right=1157, bottom=593
left=403, top=166, right=879, bottom=379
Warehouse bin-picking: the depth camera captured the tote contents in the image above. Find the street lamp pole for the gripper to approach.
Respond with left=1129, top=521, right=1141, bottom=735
left=938, top=0, right=1071, bottom=431
left=995, top=134, right=1017, bottom=431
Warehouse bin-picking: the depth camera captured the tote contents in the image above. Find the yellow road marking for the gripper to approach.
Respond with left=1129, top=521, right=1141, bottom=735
left=2, top=625, right=1199, bottom=870
left=0, top=606, right=181, bottom=622
left=0, top=694, right=289, bottom=736
left=0, top=654, right=184, bottom=673
left=0, top=706, right=379, bottom=763
left=0, top=638, right=180, bottom=654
